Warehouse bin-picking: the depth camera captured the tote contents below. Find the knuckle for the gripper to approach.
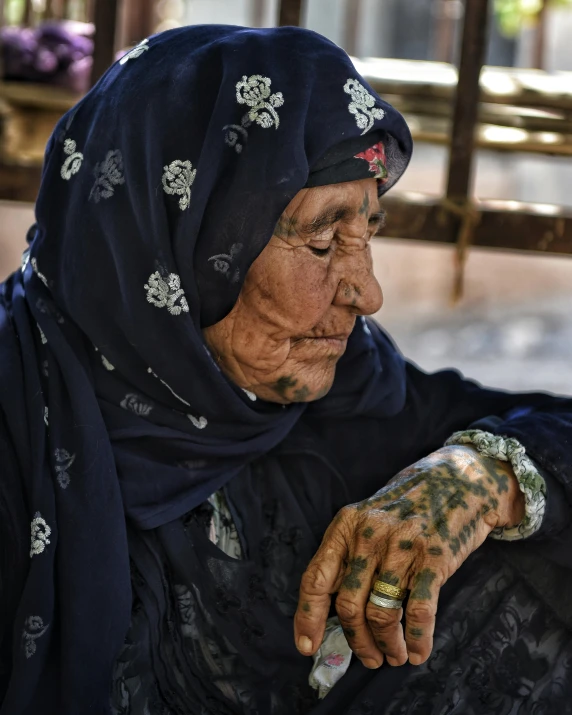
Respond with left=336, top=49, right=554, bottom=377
left=366, top=605, right=400, bottom=629
left=335, top=597, right=362, bottom=623
left=340, top=504, right=357, bottom=517
left=407, top=601, right=436, bottom=624
left=301, top=564, right=330, bottom=594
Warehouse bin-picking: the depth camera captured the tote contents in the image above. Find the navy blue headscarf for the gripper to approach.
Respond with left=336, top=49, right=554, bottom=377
left=0, top=25, right=412, bottom=714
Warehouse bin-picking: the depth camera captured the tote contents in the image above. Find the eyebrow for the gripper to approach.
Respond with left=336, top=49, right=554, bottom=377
left=298, top=205, right=386, bottom=237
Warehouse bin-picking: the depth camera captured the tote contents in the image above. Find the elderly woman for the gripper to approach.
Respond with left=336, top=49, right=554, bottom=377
left=1, top=25, right=572, bottom=715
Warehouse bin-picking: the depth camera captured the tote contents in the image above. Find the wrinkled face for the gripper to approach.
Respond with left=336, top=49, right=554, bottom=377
left=203, top=178, right=384, bottom=403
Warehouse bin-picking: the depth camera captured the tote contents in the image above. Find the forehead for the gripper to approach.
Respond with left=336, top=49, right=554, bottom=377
left=288, top=178, right=377, bottom=218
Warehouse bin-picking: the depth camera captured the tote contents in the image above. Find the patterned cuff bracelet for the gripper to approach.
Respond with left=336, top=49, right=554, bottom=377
left=445, top=430, right=546, bottom=541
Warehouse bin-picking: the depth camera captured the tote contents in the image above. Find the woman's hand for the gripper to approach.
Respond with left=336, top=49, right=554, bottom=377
left=294, top=445, right=525, bottom=669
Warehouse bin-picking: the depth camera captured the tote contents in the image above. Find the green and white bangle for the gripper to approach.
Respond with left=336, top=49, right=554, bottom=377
left=445, top=429, right=546, bottom=540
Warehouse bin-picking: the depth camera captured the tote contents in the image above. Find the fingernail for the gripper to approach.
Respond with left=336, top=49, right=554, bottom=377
left=362, top=658, right=382, bottom=669
left=297, top=636, right=313, bottom=654
left=409, top=653, right=423, bottom=665
left=386, top=656, right=400, bottom=667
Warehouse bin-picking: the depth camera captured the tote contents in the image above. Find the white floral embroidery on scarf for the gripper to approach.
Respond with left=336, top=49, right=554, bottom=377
left=144, top=270, right=189, bottom=315
left=120, top=393, right=153, bottom=417
left=224, top=74, right=284, bottom=152
left=242, top=388, right=257, bottom=401
left=31, top=258, right=49, bottom=288
left=223, top=118, right=251, bottom=154
left=30, top=512, right=51, bottom=557
left=89, top=150, right=125, bottom=203
left=60, top=138, right=83, bottom=180
left=54, top=448, right=75, bottom=489
left=119, top=38, right=149, bottom=65
left=187, top=414, right=208, bottom=429
left=162, top=160, right=196, bottom=210
left=343, top=78, right=385, bottom=135
left=42, top=360, right=49, bottom=377
left=208, top=242, right=243, bottom=282
left=44, top=406, right=49, bottom=426
left=22, top=615, right=49, bottom=658
left=236, top=74, right=284, bottom=129
left=37, top=323, right=47, bottom=345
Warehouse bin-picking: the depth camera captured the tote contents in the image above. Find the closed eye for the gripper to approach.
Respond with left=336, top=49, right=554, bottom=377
left=369, top=211, right=386, bottom=232
left=309, top=245, right=331, bottom=257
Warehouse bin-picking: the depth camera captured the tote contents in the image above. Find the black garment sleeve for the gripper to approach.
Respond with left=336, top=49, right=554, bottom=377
left=468, top=414, right=572, bottom=542
left=313, top=360, right=572, bottom=562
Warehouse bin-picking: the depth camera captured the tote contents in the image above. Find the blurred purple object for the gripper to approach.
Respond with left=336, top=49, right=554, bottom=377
left=0, top=21, right=95, bottom=93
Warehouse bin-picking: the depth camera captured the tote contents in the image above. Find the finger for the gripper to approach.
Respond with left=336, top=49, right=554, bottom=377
left=405, top=566, right=443, bottom=665
left=365, top=602, right=405, bottom=665
left=335, top=550, right=384, bottom=668
left=366, top=562, right=410, bottom=666
left=295, top=535, right=347, bottom=656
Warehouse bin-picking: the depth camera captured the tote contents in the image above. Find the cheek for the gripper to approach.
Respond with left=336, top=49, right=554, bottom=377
left=260, top=250, right=335, bottom=329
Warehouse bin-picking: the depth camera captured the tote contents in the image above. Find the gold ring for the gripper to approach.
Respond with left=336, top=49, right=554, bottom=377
left=372, top=580, right=407, bottom=600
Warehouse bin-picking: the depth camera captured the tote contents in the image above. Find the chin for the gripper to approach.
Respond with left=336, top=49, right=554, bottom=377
left=293, top=364, right=337, bottom=402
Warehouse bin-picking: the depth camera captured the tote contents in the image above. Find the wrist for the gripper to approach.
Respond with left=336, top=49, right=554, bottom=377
left=447, top=445, right=525, bottom=529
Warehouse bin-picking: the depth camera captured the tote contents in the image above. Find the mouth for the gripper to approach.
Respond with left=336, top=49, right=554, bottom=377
left=292, top=333, right=351, bottom=353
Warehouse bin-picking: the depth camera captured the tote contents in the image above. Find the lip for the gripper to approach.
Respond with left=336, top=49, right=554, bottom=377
left=313, top=332, right=352, bottom=342
left=314, top=337, right=348, bottom=350
left=294, top=335, right=350, bottom=352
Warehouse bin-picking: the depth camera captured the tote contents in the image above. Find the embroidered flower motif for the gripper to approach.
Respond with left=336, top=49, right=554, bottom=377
left=119, top=38, right=149, bottom=65
left=30, top=512, right=51, bottom=557
left=354, top=141, right=388, bottom=182
left=60, top=138, right=83, bottom=180
left=120, top=393, right=153, bottom=417
left=242, top=388, right=257, bottom=401
left=187, top=414, right=208, bottom=429
left=162, top=160, right=196, bottom=211
left=223, top=119, right=250, bottom=154
left=236, top=75, right=284, bottom=129
left=41, top=360, right=49, bottom=377
left=22, top=615, right=49, bottom=658
left=89, top=149, right=125, bottom=203
left=343, top=78, right=385, bottom=135
left=144, top=270, right=189, bottom=315
left=208, top=243, right=243, bottom=283
left=54, top=448, right=75, bottom=489
left=44, top=407, right=49, bottom=426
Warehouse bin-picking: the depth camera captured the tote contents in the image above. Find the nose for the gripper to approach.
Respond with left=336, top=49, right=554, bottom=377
left=333, top=247, right=383, bottom=316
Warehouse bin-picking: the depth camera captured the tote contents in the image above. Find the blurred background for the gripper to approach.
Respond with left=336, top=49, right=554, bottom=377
left=0, top=0, right=570, bottom=392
